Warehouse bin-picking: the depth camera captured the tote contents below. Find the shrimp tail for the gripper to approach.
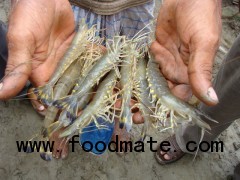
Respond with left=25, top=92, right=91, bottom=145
left=120, top=108, right=133, bottom=132
left=59, top=110, right=73, bottom=127
left=66, top=98, right=79, bottom=122
left=195, top=108, right=218, bottom=124
left=33, top=85, right=53, bottom=106
left=53, top=96, right=72, bottom=109
left=139, top=117, right=150, bottom=142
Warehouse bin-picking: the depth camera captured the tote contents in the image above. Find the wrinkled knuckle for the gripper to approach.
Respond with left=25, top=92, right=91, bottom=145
left=188, top=64, right=212, bottom=81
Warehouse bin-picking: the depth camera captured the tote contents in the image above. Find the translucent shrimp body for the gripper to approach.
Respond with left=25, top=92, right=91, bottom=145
left=33, top=20, right=98, bottom=105
left=60, top=70, right=118, bottom=138
left=119, top=43, right=139, bottom=132
left=133, top=56, right=155, bottom=140
left=53, top=36, right=125, bottom=120
left=146, top=56, right=214, bottom=131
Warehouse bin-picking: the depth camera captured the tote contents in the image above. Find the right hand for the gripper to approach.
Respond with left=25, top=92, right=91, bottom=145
left=151, top=0, right=221, bottom=106
left=0, top=0, right=75, bottom=99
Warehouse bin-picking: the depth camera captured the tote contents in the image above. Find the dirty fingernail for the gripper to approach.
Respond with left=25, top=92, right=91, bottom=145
left=0, top=83, right=3, bottom=90
left=38, top=105, right=45, bottom=111
left=207, top=87, right=218, bottom=103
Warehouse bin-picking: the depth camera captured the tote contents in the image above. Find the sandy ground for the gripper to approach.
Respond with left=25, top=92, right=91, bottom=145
left=1, top=1, right=240, bottom=180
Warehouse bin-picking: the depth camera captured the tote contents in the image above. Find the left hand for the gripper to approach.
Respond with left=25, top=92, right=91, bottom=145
left=0, top=0, right=75, bottom=99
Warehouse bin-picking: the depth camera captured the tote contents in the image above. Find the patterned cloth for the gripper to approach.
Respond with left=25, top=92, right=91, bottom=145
left=72, top=1, right=154, bottom=42
left=72, top=2, right=154, bottom=155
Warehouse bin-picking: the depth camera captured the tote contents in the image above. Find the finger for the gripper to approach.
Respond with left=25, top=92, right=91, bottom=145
left=28, top=88, right=46, bottom=112
left=0, top=31, right=34, bottom=99
left=188, top=39, right=219, bottom=106
left=170, top=84, right=192, bottom=102
left=150, top=41, right=170, bottom=68
left=151, top=41, right=188, bottom=84
left=0, top=0, right=38, bottom=99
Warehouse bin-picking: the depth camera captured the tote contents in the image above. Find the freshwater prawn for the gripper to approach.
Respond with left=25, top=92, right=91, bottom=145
left=59, top=70, right=118, bottom=139
left=133, top=55, right=155, bottom=141
left=53, top=36, right=126, bottom=120
left=146, top=54, right=217, bottom=131
left=33, top=20, right=100, bottom=106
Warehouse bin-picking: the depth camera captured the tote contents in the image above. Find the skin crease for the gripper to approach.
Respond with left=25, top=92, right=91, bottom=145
left=1, top=0, right=221, bottom=159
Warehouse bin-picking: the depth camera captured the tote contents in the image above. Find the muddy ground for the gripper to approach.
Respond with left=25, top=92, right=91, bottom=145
left=0, top=0, right=240, bottom=180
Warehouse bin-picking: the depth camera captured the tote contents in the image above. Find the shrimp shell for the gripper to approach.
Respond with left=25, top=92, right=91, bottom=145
left=133, top=55, right=155, bottom=140
left=146, top=55, right=214, bottom=130
left=119, top=43, right=139, bottom=131
left=53, top=36, right=125, bottom=120
left=33, top=21, right=96, bottom=105
left=59, top=70, right=118, bottom=138
left=43, top=59, right=83, bottom=129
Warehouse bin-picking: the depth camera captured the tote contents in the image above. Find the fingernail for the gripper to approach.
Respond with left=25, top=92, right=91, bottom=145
left=207, top=87, right=219, bottom=103
left=38, top=105, right=45, bottom=111
left=62, top=155, right=66, bottom=159
left=0, top=83, right=3, bottom=90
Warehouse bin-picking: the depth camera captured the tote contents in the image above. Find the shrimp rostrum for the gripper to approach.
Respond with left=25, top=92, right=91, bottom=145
left=146, top=54, right=217, bottom=131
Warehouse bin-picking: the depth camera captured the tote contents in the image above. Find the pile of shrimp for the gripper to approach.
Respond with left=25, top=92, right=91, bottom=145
left=9, top=21, right=217, bottom=161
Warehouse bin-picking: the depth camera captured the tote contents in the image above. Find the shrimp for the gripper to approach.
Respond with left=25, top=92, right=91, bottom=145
left=53, top=36, right=125, bottom=120
left=37, top=43, right=104, bottom=161
left=59, top=70, right=118, bottom=139
left=39, top=42, right=103, bottom=131
left=25, top=59, right=83, bottom=160
left=43, top=59, right=82, bottom=129
left=133, top=55, right=155, bottom=141
left=119, top=42, right=138, bottom=132
left=146, top=55, right=217, bottom=131
left=33, top=20, right=98, bottom=105
left=48, top=91, right=93, bottom=136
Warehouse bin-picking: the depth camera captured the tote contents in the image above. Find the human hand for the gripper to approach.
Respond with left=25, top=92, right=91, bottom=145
left=151, top=0, right=222, bottom=106
left=0, top=0, right=75, bottom=99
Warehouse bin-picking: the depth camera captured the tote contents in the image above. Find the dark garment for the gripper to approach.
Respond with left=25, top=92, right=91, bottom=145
left=0, top=20, right=7, bottom=79
left=233, top=163, right=240, bottom=180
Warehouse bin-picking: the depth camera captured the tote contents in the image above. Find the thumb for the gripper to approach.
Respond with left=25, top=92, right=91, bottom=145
left=188, top=42, right=219, bottom=106
left=0, top=32, right=34, bottom=99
